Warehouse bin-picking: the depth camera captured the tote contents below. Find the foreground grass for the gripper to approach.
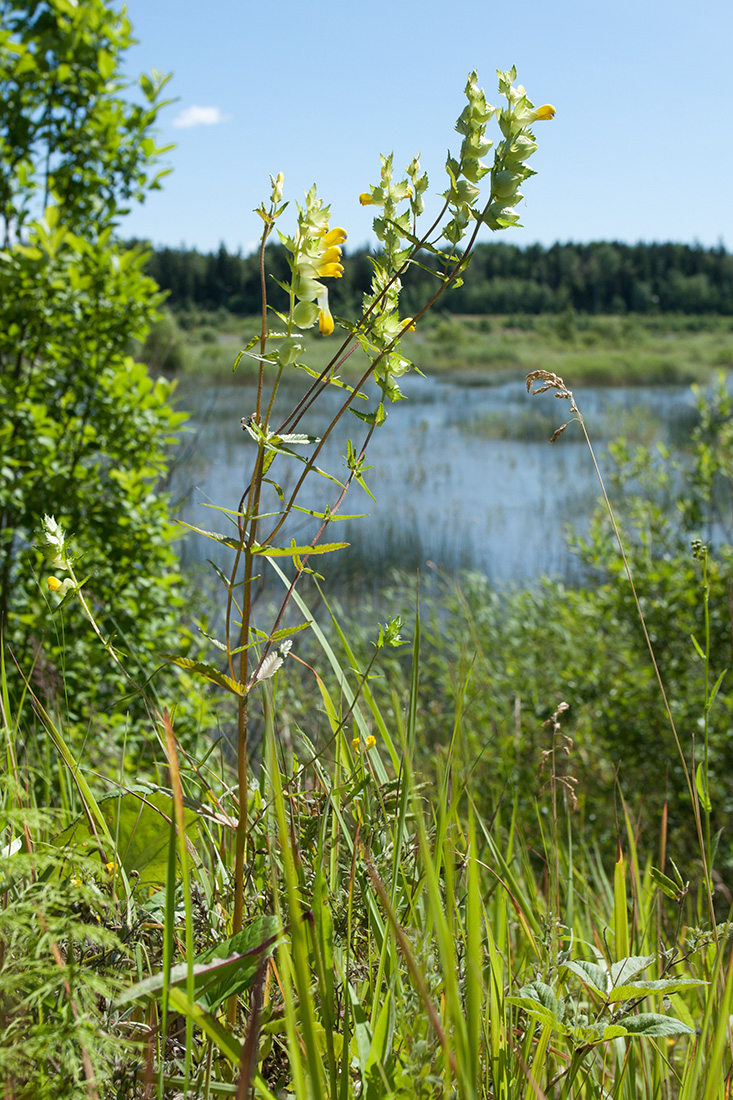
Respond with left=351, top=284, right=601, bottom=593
left=143, top=309, right=733, bottom=387
left=3, top=578, right=733, bottom=1098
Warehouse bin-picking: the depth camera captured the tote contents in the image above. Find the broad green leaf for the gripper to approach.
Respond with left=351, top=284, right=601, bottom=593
left=614, top=1012, right=695, bottom=1037
left=602, top=1024, right=629, bottom=1040
left=609, top=955, right=655, bottom=987
left=506, top=996, right=566, bottom=1033
left=118, top=916, right=280, bottom=1012
left=54, top=790, right=199, bottom=889
left=608, top=977, right=707, bottom=1003
left=562, top=959, right=609, bottom=995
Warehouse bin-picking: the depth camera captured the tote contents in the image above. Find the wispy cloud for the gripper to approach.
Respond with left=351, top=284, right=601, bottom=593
left=172, top=105, right=227, bottom=129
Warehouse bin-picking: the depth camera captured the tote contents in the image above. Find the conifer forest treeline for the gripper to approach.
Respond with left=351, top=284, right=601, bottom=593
left=141, top=238, right=733, bottom=318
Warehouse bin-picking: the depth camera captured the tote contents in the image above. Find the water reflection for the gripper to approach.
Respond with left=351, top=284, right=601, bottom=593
left=169, top=372, right=698, bottom=589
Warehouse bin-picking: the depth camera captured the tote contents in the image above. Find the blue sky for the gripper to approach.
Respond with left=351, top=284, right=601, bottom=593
left=122, top=0, right=732, bottom=256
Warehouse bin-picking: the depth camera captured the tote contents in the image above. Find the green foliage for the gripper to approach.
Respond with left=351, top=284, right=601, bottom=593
left=0, top=0, right=208, bottom=750
left=0, top=0, right=171, bottom=240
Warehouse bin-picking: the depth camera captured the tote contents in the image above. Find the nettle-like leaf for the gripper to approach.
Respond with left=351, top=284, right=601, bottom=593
left=607, top=977, right=707, bottom=1003
left=561, top=959, right=610, bottom=995
left=613, top=1013, right=695, bottom=1038
left=508, top=981, right=567, bottom=1033
left=609, top=955, right=656, bottom=987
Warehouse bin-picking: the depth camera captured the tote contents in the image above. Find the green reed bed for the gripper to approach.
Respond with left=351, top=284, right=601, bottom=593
left=149, top=311, right=733, bottom=388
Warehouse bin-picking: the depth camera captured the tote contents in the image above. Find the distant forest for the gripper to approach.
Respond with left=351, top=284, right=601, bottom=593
left=141, top=240, right=733, bottom=317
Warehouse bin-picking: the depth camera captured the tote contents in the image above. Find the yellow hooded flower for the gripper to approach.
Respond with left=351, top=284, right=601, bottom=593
left=47, top=576, right=62, bottom=591
left=532, top=104, right=556, bottom=121
left=317, top=290, right=334, bottom=336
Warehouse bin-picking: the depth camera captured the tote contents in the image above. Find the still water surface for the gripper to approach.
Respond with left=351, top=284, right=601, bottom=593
left=169, top=372, right=697, bottom=590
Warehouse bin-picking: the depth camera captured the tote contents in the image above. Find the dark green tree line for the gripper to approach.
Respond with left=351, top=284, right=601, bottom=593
left=142, top=238, right=733, bottom=318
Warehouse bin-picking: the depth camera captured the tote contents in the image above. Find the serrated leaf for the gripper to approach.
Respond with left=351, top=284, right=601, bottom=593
left=164, top=656, right=246, bottom=696
left=602, top=1024, right=629, bottom=1040
left=255, top=641, right=292, bottom=683
left=278, top=432, right=321, bottom=445
left=292, top=505, right=368, bottom=522
left=179, top=522, right=241, bottom=550
left=506, top=996, right=566, bottom=1033
left=614, top=1013, right=695, bottom=1037
left=610, top=955, right=655, bottom=987
left=562, top=959, right=610, bottom=995
left=518, top=981, right=565, bottom=1022
left=252, top=542, right=348, bottom=557
left=607, top=977, right=707, bottom=1002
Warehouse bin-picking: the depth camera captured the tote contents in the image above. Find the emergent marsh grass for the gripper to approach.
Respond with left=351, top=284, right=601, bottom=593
left=144, top=309, right=733, bottom=387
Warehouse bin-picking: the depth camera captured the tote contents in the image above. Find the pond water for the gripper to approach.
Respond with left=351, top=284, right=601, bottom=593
left=168, top=371, right=699, bottom=594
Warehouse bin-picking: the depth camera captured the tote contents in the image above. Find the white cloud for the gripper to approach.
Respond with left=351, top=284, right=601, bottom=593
left=173, top=105, right=227, bottom=129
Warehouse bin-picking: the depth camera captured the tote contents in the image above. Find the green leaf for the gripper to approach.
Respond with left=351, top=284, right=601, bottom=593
left=613, top=1013, right=695, bottom=1037
left=178, top=522, right=241, bottom=549
left=506, top=996, right=566, bottom=1033
left=696, top=762, right=712, bottom=813
left=607, top=977, right=707, bottom=1002
left=707, top=668, right=727, bottom=710
left=118, top=915, right=280, bottom=1012
left=54, top=790, right=199, bottom=890
left=163, top=656, right=246, bottom=696
left=561, top=959, right=610, bottom=995
left=609, top=955, right=655, bottom=987
left=252, top=542, right=348, bottom=557
left=650, top=866, right=683, bottom=900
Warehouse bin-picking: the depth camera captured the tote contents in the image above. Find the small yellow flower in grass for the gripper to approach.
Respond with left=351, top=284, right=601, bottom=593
left=317, top=290, right=334, bottom=336
left=365, top=736, right=376, bottom=751
left=47, top=576, right=62, bottom=591
left=105, top=861, right=119, bottom=876
left=352, top=737, right=361, bottom=752
left=532, top=104, right=556, bottom=121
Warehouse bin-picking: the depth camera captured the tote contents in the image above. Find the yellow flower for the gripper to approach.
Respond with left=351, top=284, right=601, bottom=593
left=532, top=104, right=556, bottom=121
left=365, top=736, right=376, bottom=751
left=359, top=192, right=374, bottom=206
left=317, top=290, right=334, bottom=336
left=47, top=576, right=62, bottom=591
left=321, top=226, right=347, bottom=246
left=105, top=861, right=119, bottom=877
left=352, top=737, right=361, bottom=752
